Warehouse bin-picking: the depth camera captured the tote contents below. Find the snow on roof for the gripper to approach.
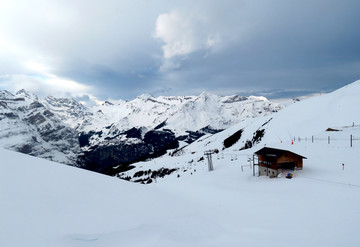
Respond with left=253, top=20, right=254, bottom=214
left=255, top=147, right=307, bottom=159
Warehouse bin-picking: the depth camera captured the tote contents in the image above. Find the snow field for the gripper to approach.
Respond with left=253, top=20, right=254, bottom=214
left=1, top=134, right=360, bottom=247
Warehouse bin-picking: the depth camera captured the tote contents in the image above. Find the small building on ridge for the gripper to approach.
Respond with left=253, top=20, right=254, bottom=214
left=254, top=147, right=307, bottom=177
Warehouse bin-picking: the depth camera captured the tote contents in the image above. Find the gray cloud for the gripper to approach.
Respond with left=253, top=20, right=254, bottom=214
left=0, top=0, right=359, bottom=100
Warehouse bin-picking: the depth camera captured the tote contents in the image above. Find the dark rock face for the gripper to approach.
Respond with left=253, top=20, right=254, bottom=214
left=25, top=112, right=47, bottom=125
left=79, top=130, right=179, bottom=175
left=177, top=126, right=223, bottom=144
left=79, top=131, right=94, bottom=147
left=43, top=110, right=54, bottom=118
left=154, top=121, right=167, bottom=130
left=151, top=167, right=178, bottom=178
left=2, top=112, right=18, bottom=119
left=0, top=101, right=8, bottom=109
left=144, top=130, right=179, bottom=157
left=29, top=101, right=44, bottom=110
left=80, top=142, right=153, bottom=175
left=222, top=95, right=248, bottom=103
left=223, top=129, right=243, bottom=149
left=240, top=129, right=266, bottom=150
left=18, top=144, right=32, bottom=154
left=124, top=127, right=142, bottom=139
left=129, top=167, right=178, bottom=183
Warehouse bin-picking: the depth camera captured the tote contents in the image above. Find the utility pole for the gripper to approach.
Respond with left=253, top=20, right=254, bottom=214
left=249, top=155, right=257, bottom=176
left=204, top=150, right=217, bottom=171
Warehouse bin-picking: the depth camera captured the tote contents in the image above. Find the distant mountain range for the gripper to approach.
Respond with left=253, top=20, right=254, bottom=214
left=0, top=89, right=283, bottom=174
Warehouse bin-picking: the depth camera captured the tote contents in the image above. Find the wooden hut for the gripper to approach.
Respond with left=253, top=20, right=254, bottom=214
left=254, top=147, right=306, bottom=177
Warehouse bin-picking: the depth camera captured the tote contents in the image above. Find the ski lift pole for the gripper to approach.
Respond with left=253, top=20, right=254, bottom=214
left=204, top=150, right=217, bottom=171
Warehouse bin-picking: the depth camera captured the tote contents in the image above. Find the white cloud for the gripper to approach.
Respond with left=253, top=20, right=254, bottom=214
left=24, top=61, right=50, bottom=74
left=154, top=10, right=220, bottom=59
left=0, top=71, right=93, bottom=99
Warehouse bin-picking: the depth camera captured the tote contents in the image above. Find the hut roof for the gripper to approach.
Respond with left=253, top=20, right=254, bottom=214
left=254, top=147, right=307, bottom=159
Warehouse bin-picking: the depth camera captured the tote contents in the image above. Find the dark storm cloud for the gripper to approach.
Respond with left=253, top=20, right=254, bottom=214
left=0, top=0, right=359, bottom=100
left=151, top=0, right=360, bottom=98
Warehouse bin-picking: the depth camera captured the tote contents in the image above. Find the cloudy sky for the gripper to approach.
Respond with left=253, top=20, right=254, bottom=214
left=0, top=0, right=359, bottom=101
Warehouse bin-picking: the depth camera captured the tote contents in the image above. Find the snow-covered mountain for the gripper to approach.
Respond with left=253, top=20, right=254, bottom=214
left=0, top=89, right=283, bottom=172
left=78, top=92, right=283, bottom=174
left=119, top=80, right=360, bottom=183
left=0, top=90, right=81, bottom=164
left=85, top=92, right=282, bottom=136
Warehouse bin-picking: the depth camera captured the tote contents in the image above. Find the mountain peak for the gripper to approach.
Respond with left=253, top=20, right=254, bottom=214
left=15, top=89, right=38, bottom=101
left=136, top=93, right=153, bottom=101
left=222, top=95, right=248, bottom=103
left=248, top=95, right=268, bottom=101
left=0, top=90, right=15, bottom=99
left=198, top=91, right=219, bottom=101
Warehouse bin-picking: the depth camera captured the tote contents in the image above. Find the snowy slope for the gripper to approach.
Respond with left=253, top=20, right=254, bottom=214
left=259, top=79, right=360, bottom=143
left=1, top=138, right=360, bottom=247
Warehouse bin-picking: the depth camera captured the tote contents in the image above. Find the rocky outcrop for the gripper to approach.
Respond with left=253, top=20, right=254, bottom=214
left=79, top=129, right=179, bottom=175
left=177, top=126, right=223, bottom=144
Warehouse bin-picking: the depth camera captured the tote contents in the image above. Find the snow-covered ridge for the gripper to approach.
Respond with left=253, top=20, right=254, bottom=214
left=0, top=89, right=283, bottom=168
left=87, top=91, right=283, bottom=136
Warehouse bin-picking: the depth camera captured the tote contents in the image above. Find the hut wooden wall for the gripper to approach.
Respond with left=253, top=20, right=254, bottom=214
left=257, top=152, right=303, bottom=170
left=277, top=152, right=303, bottom=169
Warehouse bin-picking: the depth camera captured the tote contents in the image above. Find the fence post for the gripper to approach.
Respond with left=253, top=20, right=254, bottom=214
left=328, top=136, right=330, bottom=144
left=312, top=136, right=314, bottom=143
left=350, top=135, right=353, bottom=147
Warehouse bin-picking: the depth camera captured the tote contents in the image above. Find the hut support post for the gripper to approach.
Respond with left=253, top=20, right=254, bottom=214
left=252, top=155, right=255, bottom=176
